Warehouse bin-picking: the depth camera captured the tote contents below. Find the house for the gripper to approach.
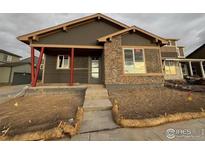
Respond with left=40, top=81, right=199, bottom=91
left=0, top=61, right=31, bottom=85
left=0, top=49, right=42, bottom=85
left=184, top=44, right=205, bottom=78
left=163, top=43, right=205, bottom=80
left=0, top=49, right=21, bottom=64
left=161, top=39, right=185, bottom=80
left=17, top=13, right=194, bottom=88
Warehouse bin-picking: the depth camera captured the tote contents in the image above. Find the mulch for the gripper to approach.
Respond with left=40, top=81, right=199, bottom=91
left=109, top=87, right=205, bottom=119
left=0, top=93, right=84, bottom=136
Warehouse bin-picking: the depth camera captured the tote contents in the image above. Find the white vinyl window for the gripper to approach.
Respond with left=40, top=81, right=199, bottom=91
left=165, top=61, right=177, bottom=75
left=123, top=48, right=146, bottom=74
left=7, top=55, right=12, bottom=62
left=57, top=55, right=69, bottom=69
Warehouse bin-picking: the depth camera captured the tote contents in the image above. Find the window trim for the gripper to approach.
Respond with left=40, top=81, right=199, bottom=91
left=7, top=55, right=12, bottom=62
left=56, top=55, right=70, bottom=70
left=164, top=61, right=177, bottom=75
left=123, top=48, right=146, bottom=74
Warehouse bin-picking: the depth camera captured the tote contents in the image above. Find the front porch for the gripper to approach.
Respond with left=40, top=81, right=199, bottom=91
left=164, top=58, right=205, bottom=80
left=30, top=46, right=104, bottom=87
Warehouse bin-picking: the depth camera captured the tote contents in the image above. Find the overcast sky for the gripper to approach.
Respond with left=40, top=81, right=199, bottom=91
left=0, top=13, right=204, bottom=58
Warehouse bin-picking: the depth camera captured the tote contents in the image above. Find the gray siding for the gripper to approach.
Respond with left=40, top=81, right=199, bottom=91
left=161, top=46, right=178, bottom=58
left=33, top=19, right=123, bottom=46
left=121, top=32, right=157, bottom=46
left=44, top=54, right=89, bottom=83
left=0, top=52, right=20, bottom=64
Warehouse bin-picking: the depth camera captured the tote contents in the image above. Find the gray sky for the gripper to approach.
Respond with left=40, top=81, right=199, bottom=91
left=0, top=13, right=204, bottom=58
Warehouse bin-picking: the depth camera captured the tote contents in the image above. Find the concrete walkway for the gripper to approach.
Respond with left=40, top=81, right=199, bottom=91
left=80, top=85, right=119, bottom=134
left=60, top=118, right=205, bottom=141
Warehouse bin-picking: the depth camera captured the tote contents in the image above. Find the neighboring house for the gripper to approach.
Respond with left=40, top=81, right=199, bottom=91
left=0, top=49, right=42, bottom=85
left=0, top=62, right=31, bottom=85
left=17, top=13, right=202, bottom=87
left=184, top=44, right=205, bottom=78
left=161, top=39, right=185, bottom=80
left=0, top=49, right=21, bottom=64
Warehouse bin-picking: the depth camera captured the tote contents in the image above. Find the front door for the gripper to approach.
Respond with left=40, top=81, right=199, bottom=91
left=89, top=56, right=101, bottom=83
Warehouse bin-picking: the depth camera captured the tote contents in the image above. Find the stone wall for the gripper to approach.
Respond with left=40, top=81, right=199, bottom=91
left=104, top=36, right=164, bottom=87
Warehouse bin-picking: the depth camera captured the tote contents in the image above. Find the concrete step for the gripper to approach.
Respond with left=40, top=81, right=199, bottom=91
left=83, top=99, right=112, bottom=111
left=85, top=95, right=108, bottom=101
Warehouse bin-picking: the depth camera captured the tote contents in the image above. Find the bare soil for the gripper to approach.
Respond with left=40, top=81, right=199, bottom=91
left=109, top=87, right=205, bottom=119
left=0, top=93, right=84, bottom=136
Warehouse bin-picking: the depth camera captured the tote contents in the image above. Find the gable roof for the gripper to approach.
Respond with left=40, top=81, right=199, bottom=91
left=17, top=13, right=129, bottom=43
left=186, top=44, right=205, bottom=58
left=0, top=49, right=21, bottom=58
left=97, top=26, right=168, bottom=44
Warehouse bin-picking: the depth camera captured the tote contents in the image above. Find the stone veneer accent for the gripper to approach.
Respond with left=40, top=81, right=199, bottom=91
left=104, top=36, right=164, bottom=87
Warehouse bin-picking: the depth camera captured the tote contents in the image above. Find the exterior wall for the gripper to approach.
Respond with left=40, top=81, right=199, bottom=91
left=121, top=32, right=157, bottom=46
left=161, top=46, right=178, bottom=58
left=0, top=52, right=20, bottom=64
left=163, top=62, right=183, bottom=80
left=104, top=36, right=164, bottom=88
left=43, top=53, right=89, bottom=83
left=0, top=67, right=11, bottom=83
left=33, top=19, right=123, bottom=46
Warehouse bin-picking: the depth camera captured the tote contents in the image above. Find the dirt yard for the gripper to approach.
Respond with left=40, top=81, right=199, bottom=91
left=0, top=93, right=84, bottom=136
left=109, top=87, right=205, bottom=119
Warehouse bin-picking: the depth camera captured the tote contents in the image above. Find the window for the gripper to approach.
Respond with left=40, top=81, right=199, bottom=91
left=7, top=55, right=12, bottom=62
left=57, top=55, right=69, bottom=69
left=165, top=61, right=177, bottom=75
left=3, top=55, right=7, bottom=62
left=124, top=48, right=146, bottom=74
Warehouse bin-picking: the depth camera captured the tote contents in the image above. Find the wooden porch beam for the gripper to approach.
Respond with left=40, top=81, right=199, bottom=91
left=31, top=44, right=103, bottom=49
left=69, top=48, right=74, bottom=86
left=32, top=47, right=44, bottom=87
left=31, top=47, right=35, bottom=86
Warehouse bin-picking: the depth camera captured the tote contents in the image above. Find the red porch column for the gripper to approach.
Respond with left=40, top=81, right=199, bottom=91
left=69, top=48, right=74, bottom=86
left=31, top=47, right=35, bottom=86
left=32, top=47, right=44, bottom=87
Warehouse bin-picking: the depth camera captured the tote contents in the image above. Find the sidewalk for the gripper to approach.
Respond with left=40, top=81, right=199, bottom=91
left=0, top=85, right=28, bottom=104
left=60, top=118, right=205, bottom=141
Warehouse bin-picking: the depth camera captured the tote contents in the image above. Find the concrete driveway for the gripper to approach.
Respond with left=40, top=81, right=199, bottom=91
left=0, top=85, right=28, bottom=104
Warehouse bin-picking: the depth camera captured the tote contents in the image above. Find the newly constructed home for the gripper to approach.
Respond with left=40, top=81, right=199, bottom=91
left=17, top=13, right=199, bottom=88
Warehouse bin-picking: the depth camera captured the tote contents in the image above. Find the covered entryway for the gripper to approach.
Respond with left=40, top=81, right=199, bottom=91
left=164, top=58, right=205, bottom=79
left=30, top=46, right=104, bottom=87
